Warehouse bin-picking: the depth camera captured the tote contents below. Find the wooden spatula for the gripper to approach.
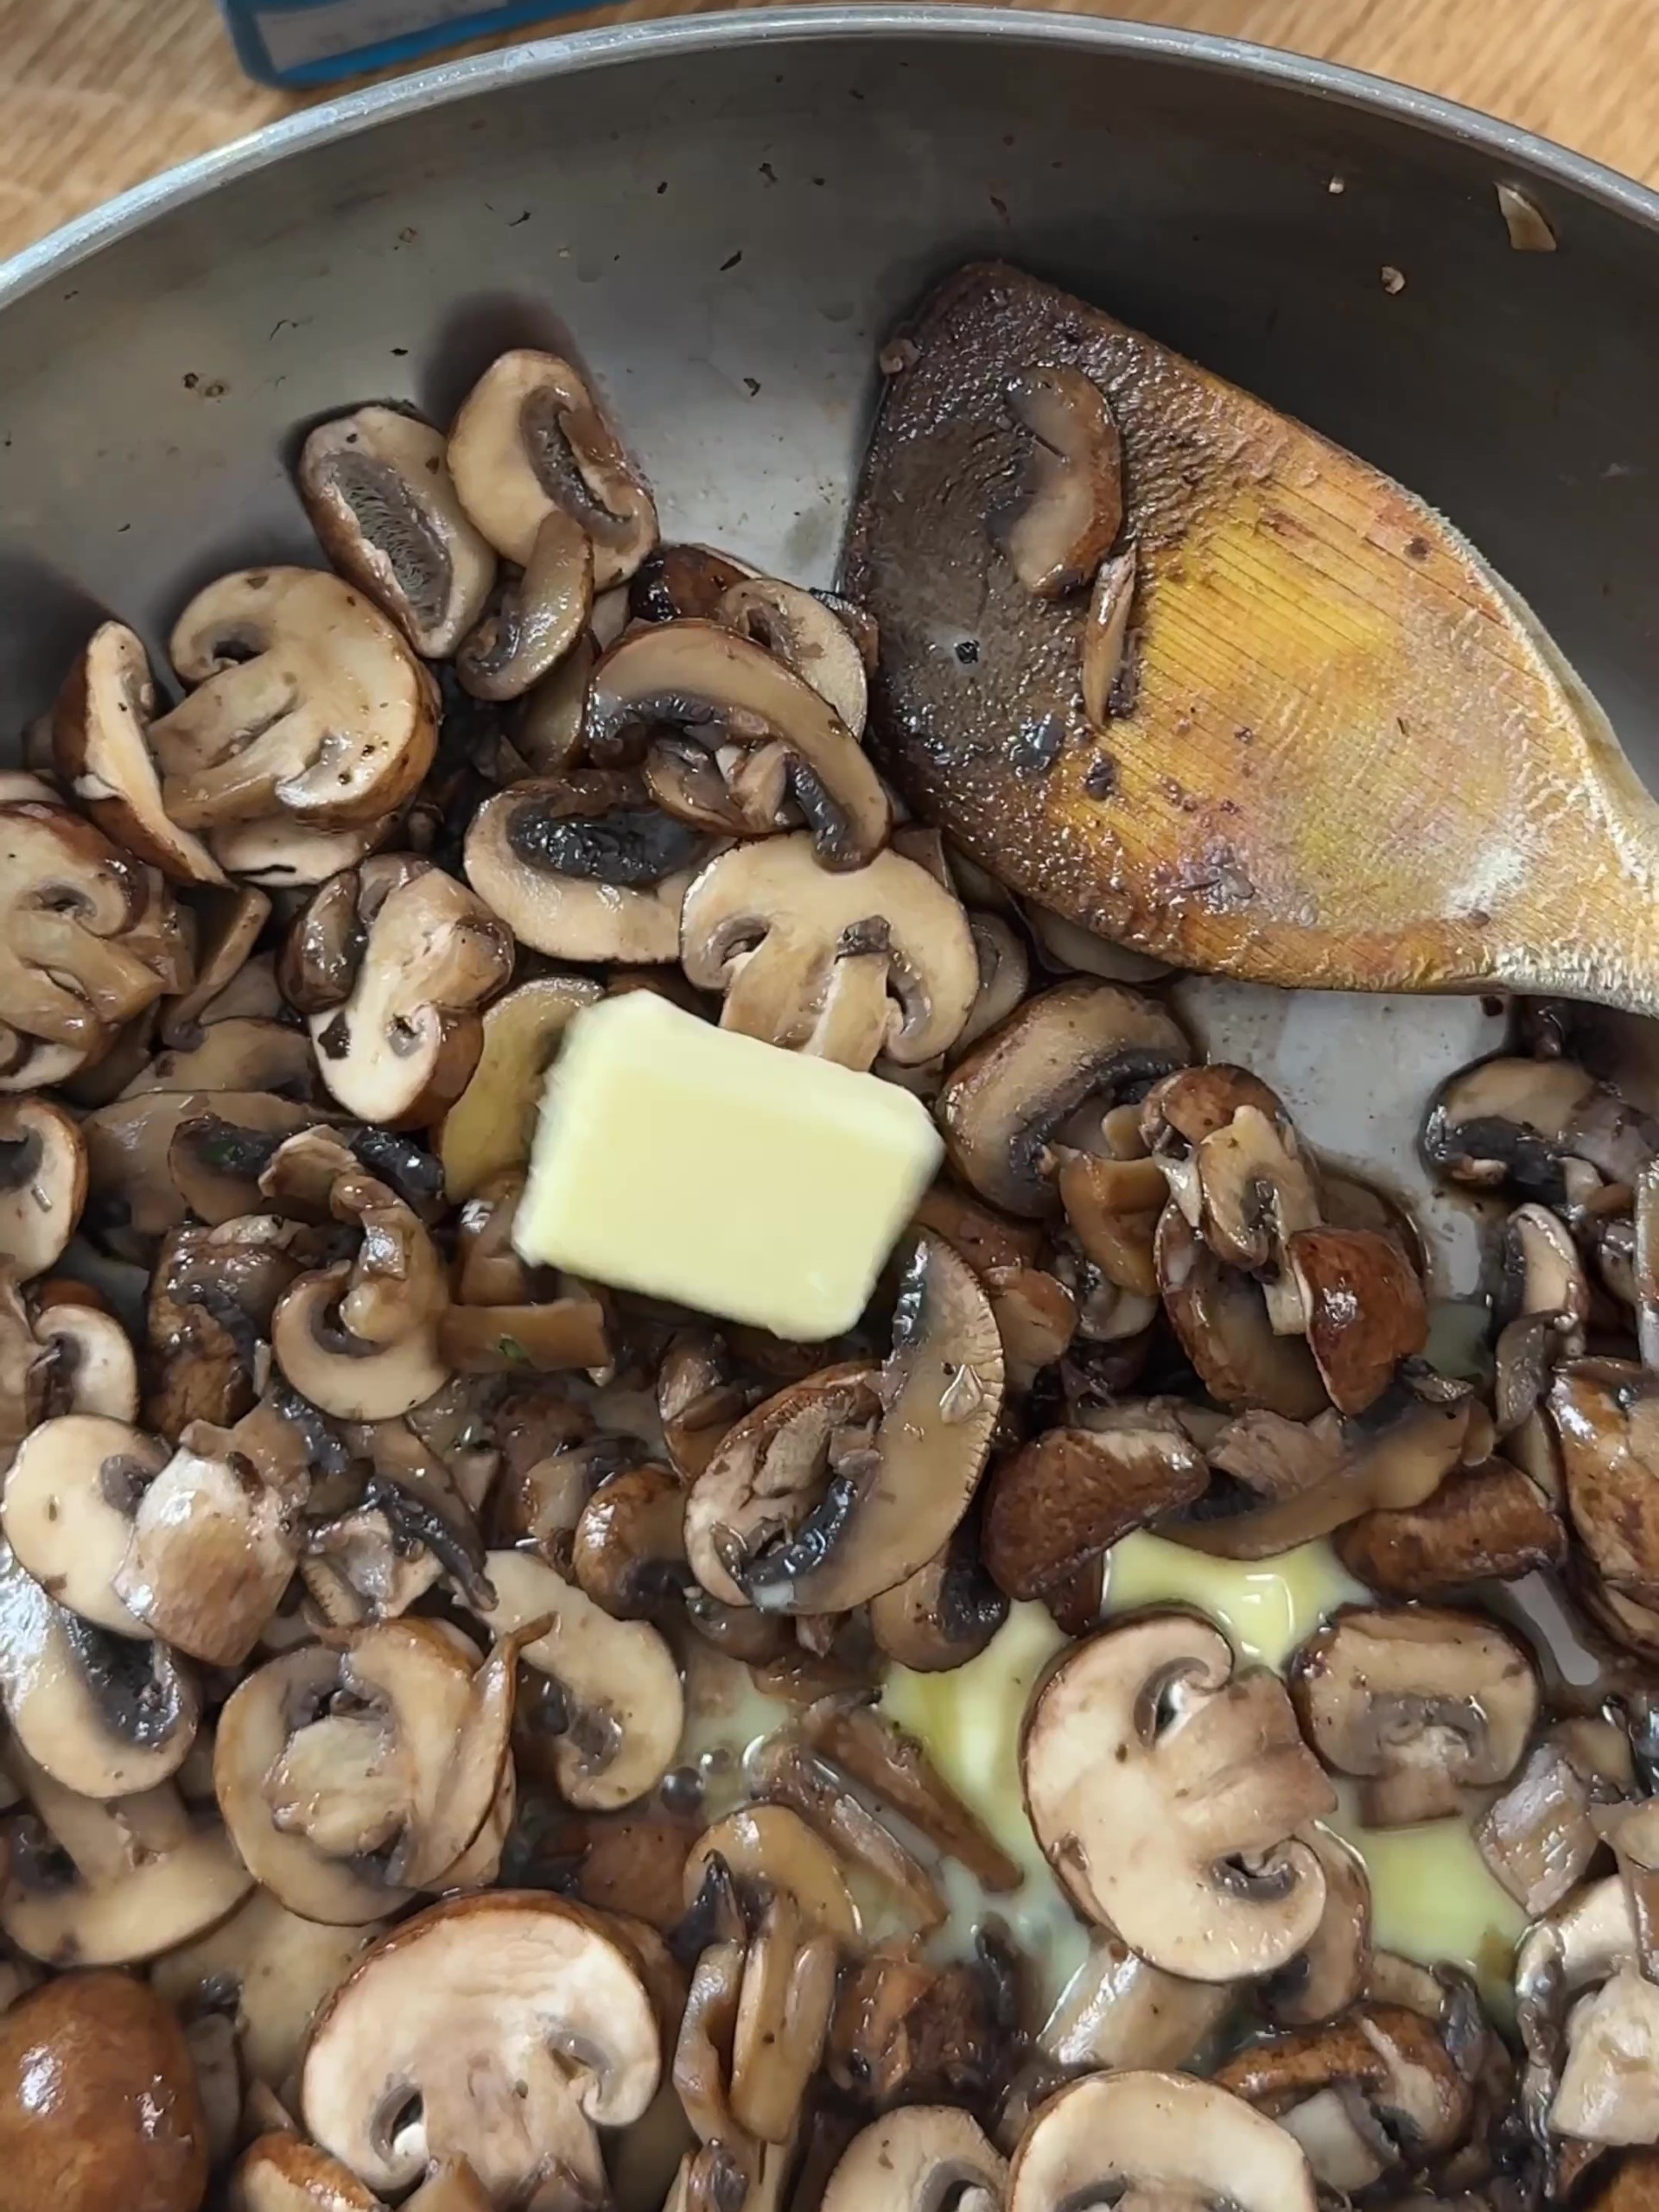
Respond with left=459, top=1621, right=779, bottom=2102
left=843, top=262, right=1659, bottom=1013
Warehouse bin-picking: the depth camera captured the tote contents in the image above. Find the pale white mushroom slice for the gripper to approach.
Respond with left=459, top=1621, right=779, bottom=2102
left=1, top=1746, right=251, bottom=1967
left=821, top=2107, right=1006, bottom=2212
left=301, top=1891, right=661, bottom=2202
left=298, top=405, right=498, bottom=658
left=478, top=1546, right=683, bottom=1810
left=1021, top=1613, right=1334, bottom=1980
left=150, top=569, right=439, bottom=830
left=271, top=1172, right=450, bottom=1421
left=715, top=575, right=869, bottom=737
left=52, top=620, right=227, bottom=884
left=29, top=1296, right=141, bottom=1423
left=303, top=861, right=512, bottom=1126
left=1007, top=2070, right=1316, bottom=2212
left=680, top=833, right=979, bottom=1071
left=1, top=1413, right=168, bottom=1635
left=447, top=348, right=659, bottom=583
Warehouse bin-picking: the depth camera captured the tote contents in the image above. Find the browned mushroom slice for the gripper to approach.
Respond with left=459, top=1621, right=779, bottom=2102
left=1007, top=2069, right=1318, bottom=2212
left=457, top=508, right=594, bottom=702
left=658, top=1331, right=761, bottom=1483
left=938, top=979, right=1190, bottom=1217
left=1553, top=1360, right=1659, bottom=1608
left=1039, top=1934, right=1234, bottom=2076
left=1275, top=1227, right=1428, bottom=1415
left=271, top=1173, right=449, bottom=1421
left=439, top=1294, right=613, bottom=1376
left=1214, top=2003, right=1472, bottom=2193
left=1053, top=1150, right=1166, bottom=1294
left=298, top=405, right=498, bottom=658
left=716, top=576, right=870, bottom=737
left=632, top=542, right=757, bottom=624
left=994, top=365, right=1123, bottom=598
left=1290, top=1606, right=1538, bottom=1827
left=681, top=834, right=979, bottom=1070
left=167, top=1095, right=321, bottom=1228
left=116, top=1015, right=318, bottom=1105
left=301, top=1891, right=659, bottom=2202
left=684, top=1230, right=1003, bottom=1614
left=1335, top=1454, right=1565, bottom=1596
left=1156, top=1206, right=1327, bottom=1421
left=572, top=1461, right=689, bottom=1619
left=150, top=569, right=439, bottom=830
left=1081, top=544, right=1139, bottom=727
left=1260, top=1826, right=1372, bottom=2030
left=0, top=1096, right=85, bottom=1281
left=52, top=621, right=226, bottom=885
left=231, top=2133, right=385, bottom=2212
left=304, top=859, right=512, bottom=1127
left=1423, top=1054, right=1659, bottom=1198
left=1, top=1753, right=251, bottom=1967
left=448, top=348, right=659, bottom=585
left=682, top=1803, right=860, bottom=1944
left=982, top=1419, right=1207, bottom=1601
left=586, top=621, right=892, bottom=871
left=749, top=1738, right=947, bottom=1930
left=0, top=800, right=182, bottom=1061
left=0, top=1541, right=200, bottom=1799
left=1478, top=1718, right=1635, bottom=1916
left=801, top=1695, right=1021, bottom=1891
left=465, top=770, right=709, bottom=963
left=869, top=1518, right=1008, bottom=1671
left=1022, top=1612, right=1334, bottom=1980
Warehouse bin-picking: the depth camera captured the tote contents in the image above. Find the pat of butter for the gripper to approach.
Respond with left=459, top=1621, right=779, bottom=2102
left=1103, top=1530, right=1364, bottom=1671
left=513, top=991, right=944, bottom=1339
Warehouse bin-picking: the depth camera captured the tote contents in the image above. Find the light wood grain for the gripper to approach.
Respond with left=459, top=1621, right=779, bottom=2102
left=1, top=0, right=1656, bottom=262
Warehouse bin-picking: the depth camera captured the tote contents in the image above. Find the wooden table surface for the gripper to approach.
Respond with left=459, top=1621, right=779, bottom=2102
left=2, top=0, right=1656, bottom=262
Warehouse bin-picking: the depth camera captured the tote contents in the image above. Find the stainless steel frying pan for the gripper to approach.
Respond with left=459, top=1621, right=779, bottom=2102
left=2, top=4, right=1657, bottom=1309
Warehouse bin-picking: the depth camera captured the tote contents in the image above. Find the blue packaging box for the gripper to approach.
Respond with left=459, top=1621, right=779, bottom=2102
left=220, top=0, right=594, bottom=86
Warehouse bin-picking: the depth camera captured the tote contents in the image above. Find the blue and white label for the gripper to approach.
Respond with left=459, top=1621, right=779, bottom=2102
left=222, top=0, right=588, bottom=86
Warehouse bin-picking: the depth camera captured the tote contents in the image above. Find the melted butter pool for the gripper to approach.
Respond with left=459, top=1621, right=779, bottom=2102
left=1102, top=1531, right=1365, bottom=1669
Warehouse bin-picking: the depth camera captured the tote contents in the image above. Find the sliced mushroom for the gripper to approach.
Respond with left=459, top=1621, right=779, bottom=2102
left=53, top=620, right=226, bottom=884
left=1007, top=2070, right=1316, bottom=2212
left=0, top=1542, right=200, bottom=1798
left=457, top=508, right=593, bottom=702
left=727, top=1889, right=837, bottom=2145
left=215, top=1618, right=520, bottom=1923
left=1479, top=1719, right=1635, bottom=1916
left=448, top=348, right=658, bottom=583
left=464, top=770, right=709, bottom=963
left=0, top=800, right=181, bottom=1063
left=1081, top=543, right=1138, bottom=726
left=301, top=1891, right=660, bottom=2202
left=1260, top=1827, right=1373, bottom=2029
left=868, top=1519, right=1008, bottom=1671
left=680, top=834, right=979, bottom=1069
left=2, top=1413, right=168, bottom=1634
left=151, top=569, right=439, bottom=830
left=821, top=2107, right=1006, bottom=2212
left=299, top=405, right=497, bottom=658
left=982, top=1420, right=1207, bottom=1602
left=802, top=1695, right=1021, bottom=1891
left=1335, top=1454, right=1565, bottom=1596
left=1040, top=1935, right=1235, bottom=2074
left=716, top=576, right=870, bottom=737
left=0, top=1097, right=85, bottom=1281
left=750, top=1738, right=947, bottom=1931
left=118, top=1015, right=318, bottom=1103
left=29, top=1293, right=140, bottom=1423
left=210, top=811, right=396, bottom=889
left=632, top=543, right=756, bottom=625
left=304, top=861, right=512, bottom=1126
left=1275, top=1227, right=1429, bottom=1414
left=1290, top=1606, right=1538, bottom=1827
left=684, top=1231, right=1003, bottom=1614
left=1553, top=1360, right=1659, bottom=1609
left=230, top=2133, right=384, bottom=2212
left=996, top=365, right=1122, bottom=598
left=151, top=1886, right=379, bottom=2094
left=1423, top=1056, right=1659, bottom=1198
left=437, top=973, right=602, bottom=1203
left=572, top=1461, right=689, bottom=1619
left=480, top=1545, right=683, bottom=1810
left=682, top=1803, right=860, bottom=1944
left=586, top=621, right=891, bottom=871
left=1, top=1750, right=251, bottom=1965
left=1021, top=1612, right=1335, bottom=1979
left=938, top=981, right=1190, bottom=1217
left=1554, top=1970, right=1659, bottom=2147
left=272, top=1172, right=449, bottom=1421
left=1156, top=1206, right=1328, bottom=1421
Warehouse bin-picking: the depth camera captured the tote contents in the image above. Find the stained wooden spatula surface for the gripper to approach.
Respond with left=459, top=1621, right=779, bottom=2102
left=843, top=262, right=1659, bottom=1012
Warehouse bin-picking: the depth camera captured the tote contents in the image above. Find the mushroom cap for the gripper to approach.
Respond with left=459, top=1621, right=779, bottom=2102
left=1156, top=1205, right=1327, bottom=1421
left=681, top=833, right=979, bottom=1070
left=230, top=2133, right=385, bottom=2212
left=308, top=862, right=512, bottom=1128
left=1281, top=1226, right=1428, bottom=1415
left=586, top=621, right=892, bottom=871
left=938, top=979, right=1190, bottom=1217
left=1335, top=1453, right=1565, bottom=1597
left=447, top=348, right=659, bottom=584
left=53, top=621, right=227, bottom=887
left=1, top=1413, right=167, bottom=1636
left=820, top=2106, right=1007, bottom=2212
left=0, top=1969, right=208, bottom=2212
left=1007, top=2069, right=1316, bottom=2212
left=1021, top=1611, right=1335, bottom=1980
left=300, top=1890, right=661, bottom=2200
left=0, top=801, right=175, bottom=1058
left=298, top=405, right=497, bottom=659
left=1554, top=1360, right=1659, bottom=1606
left=684, top=1232, right=1004, bottom=1614
left=1291, top=1605, right=1539, bottom=1827
left=982, top=1420, right=1208, bottom=1602
left=478, top=1546, right=683, bottom=1810
left=463, top=772, right=705, bottom=964
left=151, top=569, right=438, bottom=830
